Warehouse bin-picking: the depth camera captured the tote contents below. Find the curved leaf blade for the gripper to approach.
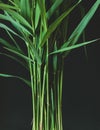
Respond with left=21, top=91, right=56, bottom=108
left=47, top=0, right=63, bottom=19
left=35, top=1, right=41, bottom=29
left=50, top=38, right=100, bottom=54
left=0, top=23, right=24, bottom=40
left=6, top=10, right=32, bottom=30
left=0, top=3, right=19, bottom=10
left=0, top=73, right=31, bottom=87
left=0, top=52, right=28, bottom=70
left=20, top=0, right=31, bottom=20
left=38, top=0, right=47, bottom=31
left=62, top=0, right=100, bottom=48
left=0, top=13, right=32, bottom=36
left=4, top=47, right=34, bottom=63
left=40, top=0, right=81, bottom=47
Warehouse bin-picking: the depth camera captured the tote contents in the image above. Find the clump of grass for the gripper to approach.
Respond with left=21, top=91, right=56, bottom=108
left=0, top=0, right=100, bottom=130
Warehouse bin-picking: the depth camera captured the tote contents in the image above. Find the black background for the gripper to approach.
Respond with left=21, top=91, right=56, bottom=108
left=0, top=1, right=100, bottom=130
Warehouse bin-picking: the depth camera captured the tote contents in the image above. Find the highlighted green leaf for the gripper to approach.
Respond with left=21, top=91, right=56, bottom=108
left=0, top=73, right=31, bottom=87
left=0, top=23, right=24, bottom=40
left=62, top=0, right=100, bottom=48
left=0, top=3, right=19, bottom=10
left=53, top=42, right=57, bottom=72
left=6, top=10, right=32, bottom=30
left=40, top=1, right=81, bottom=47
left=4, top=47, right=34, bottom=63
left=20, top=0, right=31, bottom=21
left=50, top=39, right=100, bottom=54
left=35, top=1, right=40, bottom=29
left=47, top=0, right=63, bottom=19
left=0, top=13, right=32, bottom=36
left=38, top=0, right=47, bottom=31
left=0, top=38, right=15, bottom=49
left=0, top=52, right=28, bottom=70
left=29, top=43, right=42, bottom=65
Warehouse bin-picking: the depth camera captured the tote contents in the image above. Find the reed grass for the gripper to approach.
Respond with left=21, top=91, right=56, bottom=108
left=0, top=0, right=100, bottom=130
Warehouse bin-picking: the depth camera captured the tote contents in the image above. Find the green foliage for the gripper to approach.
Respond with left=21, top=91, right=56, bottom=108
left=62, top=0, right=100, bottom=49
left=40, top=1, right=81, bottom=47
left=0, top=0, right=100, bottom=130
left=47, top=0, right=63, bottom=19
left=51, top=38, right=100, bottom=54
left=0, top=73, right=31, bottom=86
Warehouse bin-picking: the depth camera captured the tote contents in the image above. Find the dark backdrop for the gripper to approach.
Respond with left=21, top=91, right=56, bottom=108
left=0, top=1, right=100, bottom=130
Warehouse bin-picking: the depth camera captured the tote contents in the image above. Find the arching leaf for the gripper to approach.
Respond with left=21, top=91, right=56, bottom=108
left=40, top=0, right=81, bottom=47
left=0, top=73, right=31, bottom=87
left=50, top=39, right=100, bottom=54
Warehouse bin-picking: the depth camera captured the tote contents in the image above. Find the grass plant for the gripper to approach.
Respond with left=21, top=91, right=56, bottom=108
left=0, top=0, right=100, bottom=130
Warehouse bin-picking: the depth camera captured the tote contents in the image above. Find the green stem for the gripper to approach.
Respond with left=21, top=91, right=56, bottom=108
left=46, top=48, right=49, bottom=130
left=57, top=58, right=64, bottom=130
left=40, top=65, right=46, bottom=129
left=59, top=58, right=64, bottom=130
left=27, top=46, right=35, bottom=130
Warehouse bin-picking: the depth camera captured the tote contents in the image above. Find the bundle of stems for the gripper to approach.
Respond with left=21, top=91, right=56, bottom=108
left=0, top=0, right=100, bottom=130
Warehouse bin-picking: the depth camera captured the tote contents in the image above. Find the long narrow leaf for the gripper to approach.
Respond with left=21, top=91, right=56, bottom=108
left=35, top=1, right=41, bottom=29
left=0, top=38, right=15, bottom=49
left=38, top=0, right=47, bottom=31
left=29, top=43, right=42, bottom=65
left=47, top=0, right=63, bottom=19
left=6, top=10, right=32, bottom=30
left=50, top=39, right=100, bottom=54
left=53, top=42, right=57, bottom=72
left=80, top=5, right=88, bottom=61
left=0, top=3, right=19, bottom=10
left=0, top=73, right=31, bottom=87
left=13, top=0, right=20, bottom=6
left=9, top=0, right=17, bottom=6
left=62, top=0, right=100, bottom=48
left=0, top=23, right=24, bottom=40
left=40, top=0, right=81, bottom=47
left=0, top=52, right=28, bottom=70
left=5, top=30, right=22, bottom=51
left=4, top=47, right=34, bottom=63
left=0, top=37, right=24, bottom=55
left=0, top=13, right=32, bottom=36
left=20, top=0, right=31, bottom=20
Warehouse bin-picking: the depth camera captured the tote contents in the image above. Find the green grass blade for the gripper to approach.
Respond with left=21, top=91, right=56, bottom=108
left=0, top=38, right=30, bottom=67
left=0, top=37, right=24, bottom=55
left=50, top=88, right=54, bottom=130
left=40, top=0, right=81, bottom=47
left=35, top=1, right=40, bottom=29
left=6, top=10, right=32, bottom=30
left=9, top=0, right=17, bottom=7
left=40, top=65, right=46, bottom=129
left=0, top=23, right=24, bottom=40
left=4, top=47, right=34, bottom=63
left=47, top=0, right=63, bottom=19
left=13, top=0, right=20, bottom=6
left=0, top=13, right=32, bottom=36
left=0, top=13, right=11, bottom=21
left=20, top=0, right=31, bottom=20
left=0, top=38, right=15, bottom=49
left=5, top=30, right=22, bottom=51
left=80, top=5, right=88, bottom=61
left=50, top=38, right=100, bottom=54
left=38, top=0, right=47, bottom=31
left=5, top=12, right=32, bottom=36
left=29, top=44, right=42, bottom=65
left=0, top=73, right=31, bottom=87
left=62, top=0, right=100, bottom=48
left=0, top=3, right=19, bottom=10
left=0, top=52, right=28, bottom=70
left=53, top=42, right=57, bottom=72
